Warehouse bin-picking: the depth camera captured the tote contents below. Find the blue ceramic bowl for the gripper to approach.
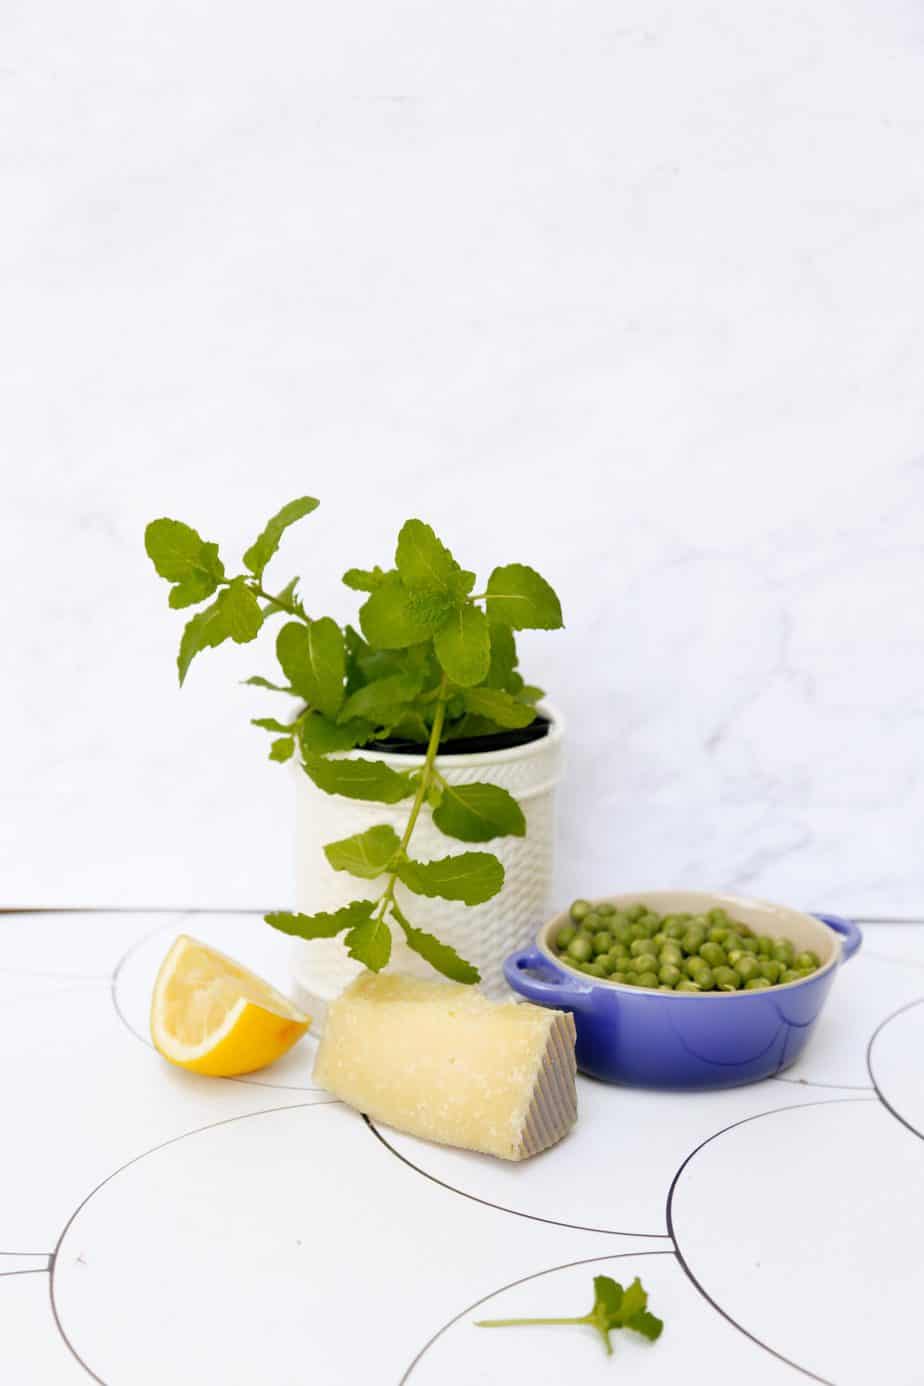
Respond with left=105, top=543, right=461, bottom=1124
left=504, top=891, right=862, bottom=1090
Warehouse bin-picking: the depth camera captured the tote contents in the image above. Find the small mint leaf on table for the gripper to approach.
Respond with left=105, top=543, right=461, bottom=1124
left=626, top=1310, right=663, bottom=1342
left=359, top=573, right=446, bottom=649
left=344, top=914, right=392, bottom=971
left=390, top=899, right=480, bottom=983
left=434, top=604, right=491, bottom=686
left=177, top=597, right=232, bottom=685
left=276, top=618, right=345, bottom=718
left=242, top=497, right=319, bottom=579
left=431, top=782, right=526, bottom=843
left=264, top=899, right=375, bottom=939
left=338, top=671, right=424, bottom=723
left=342, top=566, right=387, bottom=592
left=462, top=686, right=535, bottom=729
left=475, top=1273, right=663, bottom=1358
left=324, top=824, right=402, bottom=879
left=395, top=851, right=504, bottom=905
left=302, top=752, right=414, bottom=804
left=485, top=563, right=563, bottom=630
left=269, top=736, right=295, bottom=762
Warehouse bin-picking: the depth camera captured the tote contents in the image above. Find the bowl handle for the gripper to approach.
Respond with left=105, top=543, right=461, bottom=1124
left=813, top=912, right=862, bottom=963
left=504, top=945, right=593, bottom=1009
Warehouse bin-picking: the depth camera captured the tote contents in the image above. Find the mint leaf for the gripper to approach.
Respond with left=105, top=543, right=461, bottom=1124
left=431, top=782, right=526, bottom=842
left=339, top=671, right=424, bottom=723
left=518, top=683, right=545, bottom=704
left=167, top=563, right=223, bottom=609
left=627, top=1310, right=663, bottom=1342
left=216, top=577, right=263, bottom=643
left=264, top=900, right=374, bottom=939
left=243, top=674, right=296, bottom=694
left=390, top=900, right=480, bottom=983
left=276, top=618, right=345, bottom=718
left=342, top=566, right=387, bottom=592
left=484, top=622, right=518, bottom=690
left=360, top=574, right=444, bottom=649
left=177, top=597, right=231, bottom=684
left=485, top=563, right=563, bottom=630
left=298, top=713, right=374, bottom=755
left=242, top=497, right=319, bottom=579
left=269, top=736, right=295, bottom=762
left=395, top=518, right=473, bottom=599
left=616, top=1277, right=647, bottom=1322
left=462, top=686, right=535, bottom=729
left=251, top=717, right=293, bottom=733
left=344, top=914, right=392, bottom=971
left=302, top=752, right=414, bottom=804
left=145, top=518, right=225, bottom=609
left=395, top=851, right=504, bottom=905
left=324, top=824, right=401, bottom=879
left=434, top=604, right=491, bottom=686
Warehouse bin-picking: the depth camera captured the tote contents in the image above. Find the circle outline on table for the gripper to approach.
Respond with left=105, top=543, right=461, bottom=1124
left=866, top=994, right=924, bottom=1141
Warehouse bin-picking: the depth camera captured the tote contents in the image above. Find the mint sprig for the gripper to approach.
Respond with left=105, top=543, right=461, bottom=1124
left=144, top=502, right=563, bottom=982
left=476, top=1274, right=664, bottom=1358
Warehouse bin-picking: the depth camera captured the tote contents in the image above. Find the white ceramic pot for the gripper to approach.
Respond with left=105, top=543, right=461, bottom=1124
left=291, top=705, right=564, bottom=1022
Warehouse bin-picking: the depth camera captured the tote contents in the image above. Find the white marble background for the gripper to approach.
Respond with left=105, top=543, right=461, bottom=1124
left=3, top=0, right=924, bottom=914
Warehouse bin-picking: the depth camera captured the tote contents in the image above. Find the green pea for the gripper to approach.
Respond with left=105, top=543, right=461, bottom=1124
left=665, top=920, right=687, bottom=939
left=651, top=932, right=668, bottom=950
left=745, top=977, right=771, bottom=990
left=675, top=979, right=702, bottom=992
left=636, top=971, right=659, bottom=989
left=795, top=951, right=820, bottom=971
left=758, top=960, right=783, bottom=983
left=708, top=907, right=729, bottom=924
left=682, top=929, right=706, bottom=954
left=657, top=984, right=675, bottom=991
left=610, top=912, right=630, bottom=930
left=626, top=904, right=647, bottom=922
left=659, top=943, right=683, bottom=967
left=598, top=954, right=618, bottom=975
left=772, top=939, right=795, bottom=964
left=567, top=936, right=593, bottom=963
left=555, top=924, right=577, bottom=950
left=726, top=948, right=745, bottom=966
left=631, top=954, right=658, bottom=975
left=627, top=923, right=648, bottom=942
left=707, top=925, right=730, bottom=944
left=736, top=922, right=753, bottom=937
left=738, top=936, right=758, bottom=954
left=610, top=971, right=629, bottom=985
left=630, top=937, right=655, bottom=957
left=686, top=956, right=709, bottom=978
left=607, top=941, right=630, bottom=960
left=584, top=961, right=607, bottom=978
left=570, top=899, right=592, bottom=922
left=639, top=912, right=661, bottom=932
left=713, top=966, right=740, bottom=990
left=694, top=965, right=715, bottom=990
left=699, top=941, right=726, bottom=967
left=620, top=972, right=638, bottom=985
left=779, top=968, right=801, bottom=984
left=596, top=901, right=616, bottom=916
left=659, top=963, right=682, bottom=986
left=734, top=956, right=760, bottom=982
left=612, top=923, right=632, bottom=944
left=593, top=931, right=613, bottom=956
left=756, top=935, right=774, bottom=957
left=583, top=912, right=602, bottom=932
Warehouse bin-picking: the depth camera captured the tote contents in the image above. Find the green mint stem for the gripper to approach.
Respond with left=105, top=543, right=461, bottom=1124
left=475, top=1317, right=588, bottom=1328
left=375, top=676, right=448, bottom=922
left=252, top=581, right=308, bottom=621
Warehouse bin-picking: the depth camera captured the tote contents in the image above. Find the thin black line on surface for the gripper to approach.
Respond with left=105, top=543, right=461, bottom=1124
left=0, top=1267, right=50, bottom=1278
left=364, top=1117, right=672, bottom=1240
left=49, top=1100, right=337, bottom=1386
left=666, top=1096, right=877, bottom=1386
left=866, top=996, right=924, bottom=1143
left=0, top=1251, right=53, bottom=1257
left=399, top=1249, right=676, bottom=1384
left=771, top=1075, right=873, bottom=1093
left=109, top=916, right=324, bottom=1094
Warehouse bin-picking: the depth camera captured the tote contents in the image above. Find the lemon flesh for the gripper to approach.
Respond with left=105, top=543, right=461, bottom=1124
left=150, top=934, right=310, bottom=1076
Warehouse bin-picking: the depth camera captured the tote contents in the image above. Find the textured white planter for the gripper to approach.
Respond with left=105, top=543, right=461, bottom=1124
left=291, top=705, right=564, bottom=1022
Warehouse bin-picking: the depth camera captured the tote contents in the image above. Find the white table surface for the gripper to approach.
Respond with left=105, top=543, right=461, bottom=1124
left=2, top=908, right=923, bottom=1384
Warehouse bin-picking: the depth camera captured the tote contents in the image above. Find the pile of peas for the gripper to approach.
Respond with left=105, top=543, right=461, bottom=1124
left=553, top=901, right=821, bottom=992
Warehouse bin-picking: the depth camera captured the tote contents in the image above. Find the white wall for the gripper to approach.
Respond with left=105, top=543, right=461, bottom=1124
left=4, top=0, right=924, bottom=915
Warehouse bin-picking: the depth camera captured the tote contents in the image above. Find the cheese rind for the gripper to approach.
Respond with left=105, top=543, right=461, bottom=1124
left=313, top=973, right=577, bottom=1160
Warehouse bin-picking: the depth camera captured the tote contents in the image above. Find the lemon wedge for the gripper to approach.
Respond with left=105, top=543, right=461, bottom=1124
left=150, top=935, right=310, bottom=1076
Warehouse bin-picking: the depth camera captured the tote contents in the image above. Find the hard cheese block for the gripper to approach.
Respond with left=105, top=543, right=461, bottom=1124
left=313, top=973, right=577, bottom=1161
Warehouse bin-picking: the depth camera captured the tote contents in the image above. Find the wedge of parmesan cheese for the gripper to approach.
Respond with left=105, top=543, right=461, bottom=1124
left=313, top=972, right=577, bottom=1160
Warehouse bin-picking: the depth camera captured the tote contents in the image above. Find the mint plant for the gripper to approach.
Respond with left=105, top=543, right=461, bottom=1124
left=476, top=1274, right=664, bottom=1357
left=145, top=498, right=563, bottom=983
